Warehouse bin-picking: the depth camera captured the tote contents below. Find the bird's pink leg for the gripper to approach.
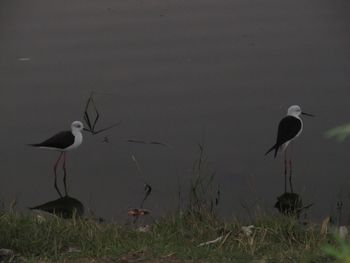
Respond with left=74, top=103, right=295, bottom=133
left=53, top=152, right=63, bottom=197
left=62, top=152, right=68, bottom=196
left=284, top=150, right=287, bottom=193
left=289, top=144, right=294, bottom=193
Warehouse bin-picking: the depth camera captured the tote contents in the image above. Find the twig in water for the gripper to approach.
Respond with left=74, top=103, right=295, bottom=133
left=336, top=200, right=343, bottom=226
left=215, top=185, right=221, bottom=206
left=131, top=154, right=143, bottom=176
left=188, top=142, right=218, bottom=216
left=126, top=139, right=171, bottom=148
left=130, top=155, right=153, bottom=224
left=140, top=184, right=152, bottom=208
left=83, top=91, right=122, bottom=135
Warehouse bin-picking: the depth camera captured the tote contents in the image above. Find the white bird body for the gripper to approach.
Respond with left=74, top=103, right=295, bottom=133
left=66, top=131, right=83, bottom=151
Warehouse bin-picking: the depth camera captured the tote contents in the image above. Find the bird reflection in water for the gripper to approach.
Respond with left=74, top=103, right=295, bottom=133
left=274, top=192, right=313, bottom=218
left=30, top=195, right=84, bottom=219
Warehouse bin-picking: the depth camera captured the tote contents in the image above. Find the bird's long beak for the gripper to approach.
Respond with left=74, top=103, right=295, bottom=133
left=83, top=128, right=90, bottom=132
left=301, top=112, right=314, bottom=117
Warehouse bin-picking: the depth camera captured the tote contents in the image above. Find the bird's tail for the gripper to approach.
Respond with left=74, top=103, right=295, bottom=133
left=265, top=144, right=278, bottom=158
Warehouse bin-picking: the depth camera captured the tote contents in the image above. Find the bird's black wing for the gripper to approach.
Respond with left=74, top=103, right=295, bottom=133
left=30, top=131, right=75, bottom=149
left=276, top=116, right=302, bottom=146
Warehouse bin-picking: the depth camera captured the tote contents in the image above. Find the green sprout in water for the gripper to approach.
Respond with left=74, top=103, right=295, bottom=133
left=325, top=124, right=350, bottom=142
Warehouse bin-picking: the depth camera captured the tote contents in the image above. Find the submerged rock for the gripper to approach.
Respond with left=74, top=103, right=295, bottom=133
left=29, top=196, right=84, bottom=219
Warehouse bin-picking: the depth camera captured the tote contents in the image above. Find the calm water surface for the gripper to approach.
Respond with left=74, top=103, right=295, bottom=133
left=0, top=0, right=350, bottom=221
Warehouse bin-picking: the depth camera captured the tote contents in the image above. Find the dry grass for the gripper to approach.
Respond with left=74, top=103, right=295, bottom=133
left=0, top=210, right=336, bottom=263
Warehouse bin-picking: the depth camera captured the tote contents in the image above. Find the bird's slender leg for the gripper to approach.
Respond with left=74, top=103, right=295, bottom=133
left=289, top=144, right=294, bottom=193
left=53, top=152, right=64, bottom=197
left=62, top=152, right=68, bottom=196
left=284, top=150, right=287, bottom=193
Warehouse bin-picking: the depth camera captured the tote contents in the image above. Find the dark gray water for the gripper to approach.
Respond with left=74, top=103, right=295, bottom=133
left=1, top=0, right=350, bottom=221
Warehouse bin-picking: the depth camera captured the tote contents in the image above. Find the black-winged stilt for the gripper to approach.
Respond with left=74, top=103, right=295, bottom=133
left=265, top=105, right=313, bottom=192
left=29, top=121, right=84, bottom=197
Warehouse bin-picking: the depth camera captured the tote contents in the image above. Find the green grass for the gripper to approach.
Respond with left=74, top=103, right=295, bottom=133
left=0, top=210, right=337, bottom=262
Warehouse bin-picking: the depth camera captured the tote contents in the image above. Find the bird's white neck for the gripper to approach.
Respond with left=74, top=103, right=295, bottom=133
left=71, top=129, right=82, bottom=136
left=287, top=112, right=301, bottom=119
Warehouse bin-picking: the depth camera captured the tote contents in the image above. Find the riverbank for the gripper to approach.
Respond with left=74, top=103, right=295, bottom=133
left=0, top=210, right=341, bottom=262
